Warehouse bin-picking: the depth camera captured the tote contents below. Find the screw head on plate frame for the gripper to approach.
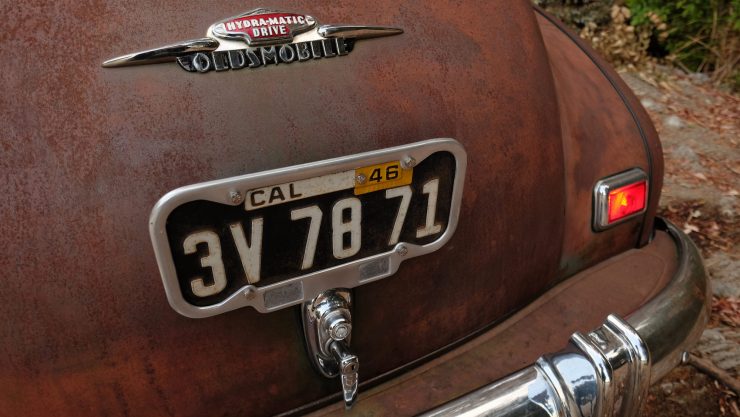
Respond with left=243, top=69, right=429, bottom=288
left=230, top=191, right=244, bottom=204
left=396, top=245, right=409, bottom=256
left=243, top=286, right=256, bottom=299
left=355, top=174, right=367, bottom=185
left=401, top=156, right=416, bottom=169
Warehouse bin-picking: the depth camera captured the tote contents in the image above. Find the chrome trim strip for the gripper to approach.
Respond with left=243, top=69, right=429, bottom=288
left=317, top=25, right=404, bottom=39
left=149, top=139, right=467, bottom=318
left=593, top=168, right=648, bottom=231
left=101, top=38, right=220, bottom=68
left=420, top=220, right=707, bottom=417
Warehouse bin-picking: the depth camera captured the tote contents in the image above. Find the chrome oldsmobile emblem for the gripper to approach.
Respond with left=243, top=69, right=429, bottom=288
left=102, top=8, right=402, bottom=73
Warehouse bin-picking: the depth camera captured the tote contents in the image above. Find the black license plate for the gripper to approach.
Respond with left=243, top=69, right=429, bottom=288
left=150, top=140, right=466, bottom=317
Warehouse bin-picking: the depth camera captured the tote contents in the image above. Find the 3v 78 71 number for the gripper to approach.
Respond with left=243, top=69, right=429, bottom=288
left=182, top=179, right=444, bottom=298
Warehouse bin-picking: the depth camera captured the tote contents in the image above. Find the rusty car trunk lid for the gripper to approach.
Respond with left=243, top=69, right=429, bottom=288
left=0, top=1, right=573, bottom=415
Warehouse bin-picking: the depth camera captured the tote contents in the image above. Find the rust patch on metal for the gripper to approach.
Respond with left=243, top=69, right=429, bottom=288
left=536, top=12, right=661, bottom=278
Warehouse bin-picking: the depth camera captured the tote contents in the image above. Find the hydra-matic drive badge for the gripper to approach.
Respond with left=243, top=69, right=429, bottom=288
left=102, top=8, right=403, bottom=73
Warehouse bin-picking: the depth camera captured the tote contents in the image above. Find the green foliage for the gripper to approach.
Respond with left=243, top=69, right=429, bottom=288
left=625, top=0, right=739, bottom=77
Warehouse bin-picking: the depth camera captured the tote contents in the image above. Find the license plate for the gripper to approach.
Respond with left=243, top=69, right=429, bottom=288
left=150, top=139, right=466, bottom=317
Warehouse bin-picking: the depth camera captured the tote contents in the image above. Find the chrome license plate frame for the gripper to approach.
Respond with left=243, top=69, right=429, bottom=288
left=149, top=138, right=467, bottom=318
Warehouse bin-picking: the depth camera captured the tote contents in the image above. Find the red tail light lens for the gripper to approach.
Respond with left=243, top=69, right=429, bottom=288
left=593, top=169, right=648, bottom=231
left=608, top=181, right=647, bottom=223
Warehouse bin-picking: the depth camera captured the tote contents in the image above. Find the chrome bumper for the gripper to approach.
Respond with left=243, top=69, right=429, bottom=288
left=421, top=220, right=708, bottom=417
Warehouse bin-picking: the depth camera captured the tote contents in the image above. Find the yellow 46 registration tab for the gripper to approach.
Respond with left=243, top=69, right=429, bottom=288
left=354, top=161, right=413, bottom=195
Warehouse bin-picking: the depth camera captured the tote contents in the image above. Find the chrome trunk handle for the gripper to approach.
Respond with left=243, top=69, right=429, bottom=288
left=303, top=289, right=359, bottom=408
left=330, top=340, right=359, bottom=408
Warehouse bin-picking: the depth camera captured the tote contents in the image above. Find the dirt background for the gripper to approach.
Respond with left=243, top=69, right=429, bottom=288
left=618, top=67, right=739, bottom=416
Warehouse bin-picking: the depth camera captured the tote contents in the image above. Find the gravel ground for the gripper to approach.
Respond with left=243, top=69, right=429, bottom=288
left=620, top=68, right=739, bottom=416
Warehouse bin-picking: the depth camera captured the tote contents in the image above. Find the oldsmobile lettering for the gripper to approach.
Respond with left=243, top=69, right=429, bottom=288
left=177, top=38, right=351, bottom=73
left=102, top=8, right=403, bottom=73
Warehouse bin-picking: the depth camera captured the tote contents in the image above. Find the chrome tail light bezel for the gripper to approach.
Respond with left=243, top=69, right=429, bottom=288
left=593, top=168, right=649, bottom=232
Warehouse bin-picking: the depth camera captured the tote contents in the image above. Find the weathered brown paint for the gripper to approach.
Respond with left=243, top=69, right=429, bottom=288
left=0, top=2, right=658, bottom=416
left=536, top=11, right=664, bottom=279
left=535, top=10, right=664, bottom=259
